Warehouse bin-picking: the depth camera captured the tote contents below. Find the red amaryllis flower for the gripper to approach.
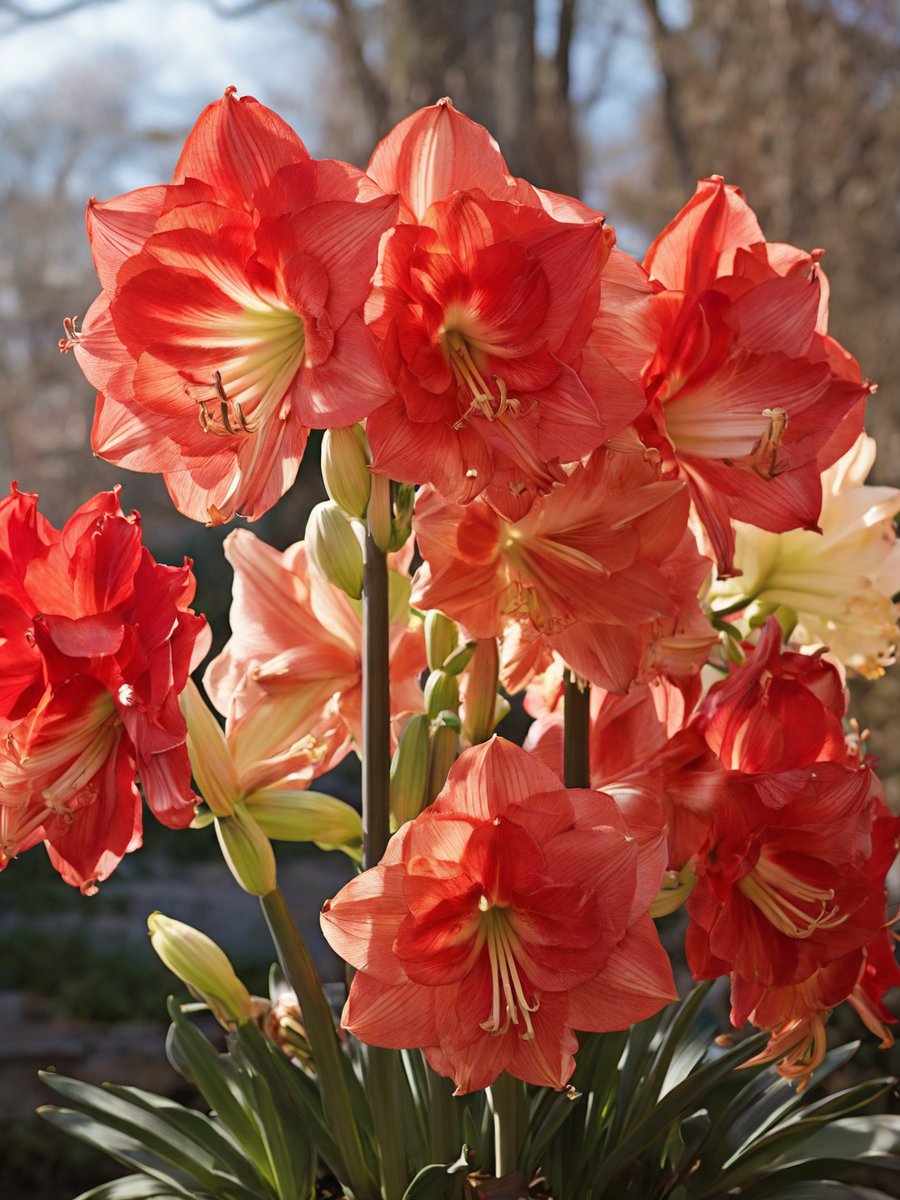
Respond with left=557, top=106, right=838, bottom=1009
left=412, top=444, right=714, bottom=694
left=203, top=529, right=425, bottom=774
left=63, top=88, right=397, bottom=524
left=364, top=101, right=647, bottom=520
left=0, top=486, right=208, bottom=891
left=639, top=177, right=871, bottom=574
left=695, top=616, right=848, bottom=773
left=685, top=761, right=886, bottom=989
left=321, top=737, right=675, bottom=1093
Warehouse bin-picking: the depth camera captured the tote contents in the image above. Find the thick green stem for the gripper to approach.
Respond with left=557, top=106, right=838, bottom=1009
left=362, top=518, right=409, bottom=1198
left=491, top=1070, right=527, bottom=1183
left=563, top=672, right=591, bottom=789
left=260, top=888, right=378, bottom=1198
left=363, top=524, right=391, bottom=867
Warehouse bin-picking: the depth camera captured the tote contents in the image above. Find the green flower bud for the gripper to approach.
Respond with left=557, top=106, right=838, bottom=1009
left=649, top=864, right=696, bottom=918
left=388, top=482, right=416, bottom=551
left=425, top=611, right=459, bottom=672
left=215, top=805, right=277, bottom=896
left=148, top=912, right=253, bottom=1028
left=441, top=642, right=475, bottom=676
left=306, top=501, right=365, bottom=600
left=367, top=472, right=393, bottom=552
left=245, top=788, right=362, bottom=858
left=424, top=670, right=460, bottom=719
left=390, top=714, right=431, bottom=826
left=322, top=425, right=371, bottom=518
left=426, top=711, right=461, bottom=803
left=462, top=638, right=501, bottom=746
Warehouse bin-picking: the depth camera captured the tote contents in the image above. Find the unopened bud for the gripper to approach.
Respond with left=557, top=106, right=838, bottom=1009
left=148, top=912, right=253, bottom=1028
left=367, top=472, right=393, bottom=552
left=264, top=988, right=314, bottom=1068
left=462, top=638, right=501, bottom=746
left=425, top=611, right=459, bottom=672
left=215, top=805, right=277, bottom=896
left=649, top=864, right=696, bottom=918
left=322, top=425, right=371, bottom=518
left=441, top=642, right=475, bottom=676
left=424, top=670, right=460, bottom=719
left=180, top=679, right=237, bottom=818
left=306, top=501, right=365, bottom=599
left=244, top=789, right=362, bottom=857
left=426, top=711, right=461, bottom=803
left=388, top=483, right=415, bottom=551
left=390, top=714, right=431, bottom=826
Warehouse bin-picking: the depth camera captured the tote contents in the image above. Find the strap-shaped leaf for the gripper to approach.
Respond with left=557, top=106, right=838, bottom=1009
left=74, top=1178, right=194, bottom=1200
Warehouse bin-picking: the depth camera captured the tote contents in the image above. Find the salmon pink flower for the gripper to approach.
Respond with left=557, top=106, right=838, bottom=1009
left=364, top=101, right=648, bottom=519
left=0, top=486, right=208, bottom=891
left=412, top=445, right=713, bottom=694
left=639, top=177, right=871, bottom=574
left=204, top=529, right=425, bottom=771
left=64, top=89, right=397, bottom=524
left=321, top=737, right=676, bottom=1093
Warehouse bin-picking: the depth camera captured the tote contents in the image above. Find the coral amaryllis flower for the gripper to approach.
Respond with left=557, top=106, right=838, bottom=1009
left=412, top=444, right=713, bottom=694
left=64, top=88, right=397, bottom=524
left=0, top=486, right=208, bottom=891
left=696, top=616, right=848, bottom=773
left=686, top=761, right=886, bottom=989
left=321, top=737, right=675, bottom=1093
left=711, top=433, right=900, bottom=678
left=204, top=529, right=425, bottom=770
left=364, top=100, right=647, bottom=520
left=639, top=177, right=871, bottom=575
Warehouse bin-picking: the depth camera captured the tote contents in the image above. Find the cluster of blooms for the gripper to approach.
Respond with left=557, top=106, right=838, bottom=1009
left=1, top=89, right=894, bottom=1094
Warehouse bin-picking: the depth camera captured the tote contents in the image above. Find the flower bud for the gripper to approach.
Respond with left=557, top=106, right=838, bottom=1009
left=215, top=805, right=278, bottom=896
left=425, top=611, right=459, bottom=672
left=426, top=711, right=461, bottom=803
left=462, top=638, right=501, bottom=746
left=264, top=987, right=314, bottom=1068
left=441, top=642, right=475, bottom=676
left=424, top=669, right=460, bottom=719
left=245, top=788, right=362, bottom=858
left=148, top=912, right=253, bottom=1028
left=321, top=425, right=371, bottom=519
left=388, top=482, right=415, bottom=552
left=306, top=501, right=365, bottom=600
left=367, top=472, right=393, bottom=553
left=649, top=864, right=696, bottom=918
left=390, top=714, right=430, bottom=826
left=180, top=679, right=237, bottom=818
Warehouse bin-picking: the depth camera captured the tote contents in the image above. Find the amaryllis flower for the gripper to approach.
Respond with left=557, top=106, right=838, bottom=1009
left=321, top=737, right=675, bottom=1093
left=0, top=486, right=208, bottom=891
left=63, top=88, right=397, bottom=524
left=686, top=761, right=886, bottom=990
left=696, top=616, right=848, bottom=773
left=412, top=444, right=714, bottom=694
left=710, top=433, right=900, bottom=677
left=364, top=101, right=647, bottom=519
left=638, top=176, right=871, bottom=575
left=204, top=529, right=425, bottom=770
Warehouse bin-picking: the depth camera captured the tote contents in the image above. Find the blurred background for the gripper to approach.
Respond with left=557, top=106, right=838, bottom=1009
left=0, top=1, right=898, bottom=1195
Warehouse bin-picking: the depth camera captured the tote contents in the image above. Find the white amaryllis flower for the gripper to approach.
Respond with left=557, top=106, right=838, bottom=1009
left=710, top=434, right=900, bottom=678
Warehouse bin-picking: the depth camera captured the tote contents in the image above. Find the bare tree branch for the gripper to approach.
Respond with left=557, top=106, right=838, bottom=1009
left=641, top=0, right=695, bottom=192
left=327, top=0, right=391, bottom=136
left=0, top=0, right=120, bottom=30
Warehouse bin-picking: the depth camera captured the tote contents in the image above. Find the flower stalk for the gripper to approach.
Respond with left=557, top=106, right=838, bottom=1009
left=563, top=671, right=591, bottom=788
left=491, top=1070, right=527, bottom=1185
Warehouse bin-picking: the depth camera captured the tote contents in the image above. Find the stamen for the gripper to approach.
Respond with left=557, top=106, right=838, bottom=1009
left=197, top=371, right=255, bottom=437
left=59, top=316, right=81, bottom=353
left=722, top=407, right=788, bottom=478
left=478, top=905, right=539, bottom=1040
left=739, top=855, right=850, bottom=938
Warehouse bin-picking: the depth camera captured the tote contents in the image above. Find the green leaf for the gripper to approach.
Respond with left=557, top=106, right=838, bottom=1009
left=401, top=1163, right=456, bottom=1199
left=74, top=1179, right=193, bottom=1200
left=589, top=1032, right=768, bottom=1192
left=166, top=1002, right=270, bottom=1176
